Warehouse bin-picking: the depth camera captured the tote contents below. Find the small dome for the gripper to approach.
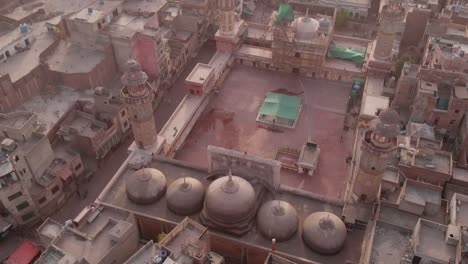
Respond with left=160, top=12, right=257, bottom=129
left=167, top=177, right=205, bottom=215
left=294, top=15, right=319, bottom=41
left=303, top=212, right=347, bottom=255
left=374, top=108, right=400, bottom=137
left=204, top=174, right=256, bottom=224
left=126, top=168, right=167, bottom=205
left=257, top=200, right=298, bottom=241
left=319, top=17, right=331, bottom=28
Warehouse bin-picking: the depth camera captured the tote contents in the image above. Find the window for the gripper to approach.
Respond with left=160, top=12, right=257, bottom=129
left=21, top=211, right=35, bottom=222
left=16, top=201, right=29, bottom=211
left=24, top=38, right=30, bottom=46
left=113, top=9, right=118, bottom=16
left=97, top=22, right=102, bottom=30
left=123, top=121, right=129, bottom=128
left=38, top=196, right=46, bottom=204
left=121, top=110, right=126, bottom=117
left=5, top=50, right=10, bottom=58
left=101, top=19, right=105, bottom=24
left=74, top=163, right=82, bottom=171
left=455, top=109, right=460, bottom=114
left=8, top=191, right=22, bottom=201
left=22, top=169, right=26, bottom=174
left=295, top=52, right=300, bottom=58
left=51, top=185, right=60, bottom=194
left=0, top=54, right=4, bottom=60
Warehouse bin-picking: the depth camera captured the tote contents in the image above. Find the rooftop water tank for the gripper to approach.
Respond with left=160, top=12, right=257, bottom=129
left=88, top=7, right=93, bottom=14
left=20, top=24, right=28, bottom=33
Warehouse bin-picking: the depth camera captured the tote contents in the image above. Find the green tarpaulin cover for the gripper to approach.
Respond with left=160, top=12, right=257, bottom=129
left=258, top=92, right=301, bottom=120
left=327, top=42, right=365, bottom=65
left=274, top=4, right=294, bottom=25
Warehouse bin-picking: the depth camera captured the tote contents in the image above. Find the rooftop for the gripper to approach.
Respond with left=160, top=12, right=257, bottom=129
left=185, top=63, right=214, bottom=85
left=414, top=219, right=457, bottom=262
left=38, top=206, right=132, bottom=264
left=400, top=147, right=452, bottom=175
left=3, top=1, right=44, bottom=21
left=123, top=240, right=168, bottom=264
left=451, top=193, right=468, bottom=227
left=99, top=158, right=365, bottom=263
left=370, top=221, right=412, bottom=264
left=69, top=0, right=123, bottom=23
left=14, top=86, right=93, bottom=134
left=403, top=180, right=442, bottom=207
left=0, top=22, right=56, bottom=82
left=0, top=111, right=35, bottom=129
left=46, top=41, right=105, bottom=73
left=236, top=45, right=273, bottom=59
left=175, top=65, right=353, bottom=198
left=453, top=167, right=468, bottom=184
left=101, top=13, right=147, bottom=39
left=61, top=110, right=107, bottom=138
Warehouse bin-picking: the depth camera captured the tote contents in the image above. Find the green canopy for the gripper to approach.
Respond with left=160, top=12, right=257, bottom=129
left=258, top=92, right=301, bottom=120
left=327, top=42, right=365, bottom=65
left=274, top=4, right=294, bottom=25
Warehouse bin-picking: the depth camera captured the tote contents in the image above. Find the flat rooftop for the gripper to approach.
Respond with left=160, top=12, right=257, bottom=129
left=122, top=0, right=167, bottom=13
left=47, top=41, right=105, bottom=73
left=185, top=63, right=214, bottom=85
left=0, top=22, right=56, bottom=82
left=99, top=158, right=365, bottom=264
left=62, top=110, right=106, bottom=138
left=370, top=221, right=412, bottom=264
left=0, top=112, right=34, bottom=129
left=415, top=219, right=456, bottom=262
left=124, top=241, right=166, bottom=264
left=14, top=86, right=92, bottom=134
left=176, top=65, right=353, bottom=198
left=413, top=150, right=452, bottom=175
left=361, top=95, right=389, bottom=118
left=101, top=13, right=147, bottom=38
left=70, top=0, right=122, bottom=23
left=379, top=204, right=447, bottom=230
left=404, top=181, right=442, bottom=207
left=453, top=167, right=468, bottom=184
left=46, top=206, right=130, bottom=264
left=3, top=2, right=44, bottom=21
left=452, top=193, right=468, bottom=227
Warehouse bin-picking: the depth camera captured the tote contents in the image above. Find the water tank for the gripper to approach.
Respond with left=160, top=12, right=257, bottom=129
left=19, top=24, right=28, bottom=33
left=88, top=7, right=93, bottom=14
left=99, top=0, right=104, bottom=5
left=460, top=50, right=465, bottom=57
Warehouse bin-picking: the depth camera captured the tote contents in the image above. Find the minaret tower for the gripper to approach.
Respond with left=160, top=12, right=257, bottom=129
left=121, top=59, right=158, bottom=150
left=352, top=109, right=400, bottom=203
left=218, top=0, right=236, bottom=34
left=215, top=0, right=246, bottom=52
left=374, top=0, right=406, bottom=60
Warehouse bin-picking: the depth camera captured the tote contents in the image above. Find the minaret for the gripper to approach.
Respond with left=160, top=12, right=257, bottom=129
left=374, top=0, right=406, bottom=60
left=215, top=0, right=246, bottom=52
left=121, top=59, right=158, bottom=150
left=217, top=0, right=236, bottom=34
left=352, top=109, right=400, bottom=203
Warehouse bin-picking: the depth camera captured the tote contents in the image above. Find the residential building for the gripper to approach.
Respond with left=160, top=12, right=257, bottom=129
left=0, top=112, right=84, bottom=226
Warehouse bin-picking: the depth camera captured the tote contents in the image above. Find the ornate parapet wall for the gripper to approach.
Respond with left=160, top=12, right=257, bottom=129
left=207, top=145, right=281, bottom=190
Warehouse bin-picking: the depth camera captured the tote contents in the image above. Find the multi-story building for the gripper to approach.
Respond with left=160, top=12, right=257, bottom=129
left=0, top=112, right=84, bottom=226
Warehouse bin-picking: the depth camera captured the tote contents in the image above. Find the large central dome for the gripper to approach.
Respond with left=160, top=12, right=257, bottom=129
left=203, top=174, right=256, bottom=224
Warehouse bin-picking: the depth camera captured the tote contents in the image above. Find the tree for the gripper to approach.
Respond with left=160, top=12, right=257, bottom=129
left=394, top=54, right=412, bottom=79
left=335, top=9, right=349, bottom=29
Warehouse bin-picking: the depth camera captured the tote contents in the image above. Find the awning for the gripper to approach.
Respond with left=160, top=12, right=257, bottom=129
left=6, top=241, right=41, bottom=264
left=258, top=92, right=301, bottom=120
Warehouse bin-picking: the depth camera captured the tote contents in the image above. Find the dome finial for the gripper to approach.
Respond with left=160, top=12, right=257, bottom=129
left=306, top=8, right=309, bottom=17
left=228, top=168, right=233, bottom=181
